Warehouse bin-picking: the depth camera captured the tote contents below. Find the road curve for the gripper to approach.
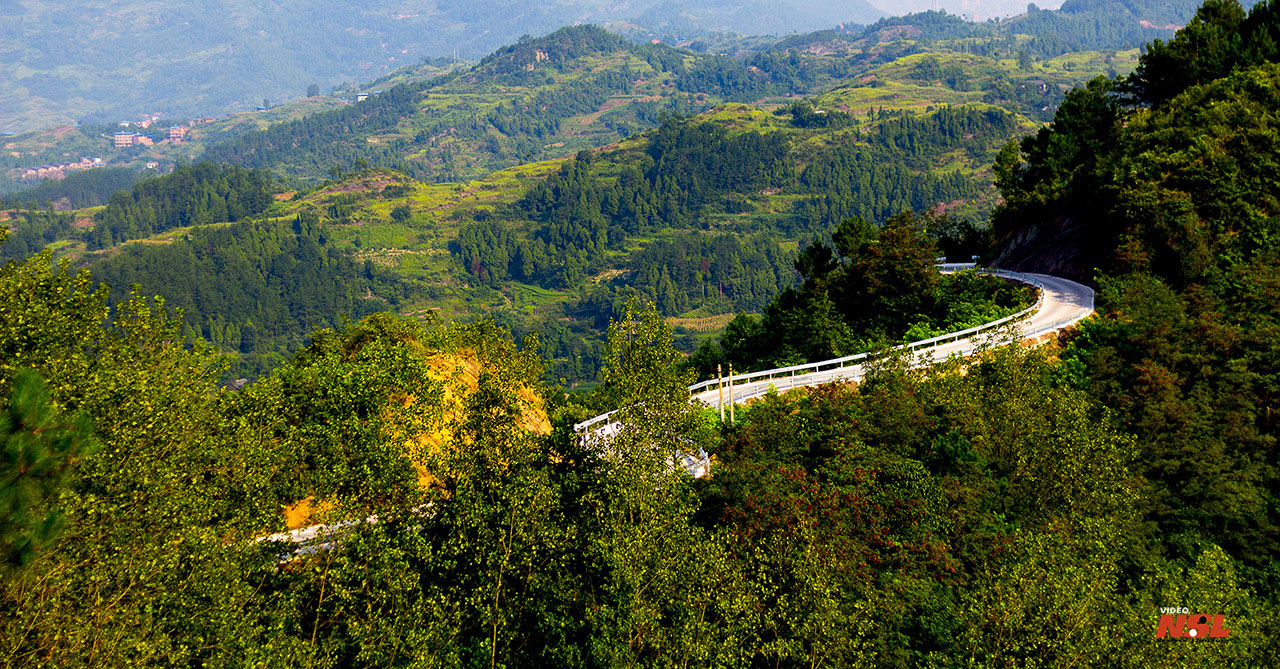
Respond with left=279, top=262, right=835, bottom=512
left=687, top=270, right=1094, bottom=411
left=576, top=267, right=1095, bottom=476
left=267, top=267, right=1093, bottom=553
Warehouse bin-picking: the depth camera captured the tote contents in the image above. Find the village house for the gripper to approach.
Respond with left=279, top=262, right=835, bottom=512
left=21, top=157, right=102, bottom=181
left=113, top=132, right=155, bottom=147
left=22, top=166, right=57, bottom=179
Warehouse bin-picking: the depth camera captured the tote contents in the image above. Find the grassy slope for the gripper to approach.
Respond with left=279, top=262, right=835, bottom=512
left=798, top=47, right=1139, bottom=117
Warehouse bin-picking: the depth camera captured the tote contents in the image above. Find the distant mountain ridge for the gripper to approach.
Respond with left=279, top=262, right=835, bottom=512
left=0, top=0, right=877, bottom=134
left=0, top=0, right=607, bottom=133
left=634, top=0, right=883, bottom=35
left=4, top=7, right=1152, bottom=190
left=0, top=0, right=1226, bottom=134
left=199, top=26, right=719, bottom=182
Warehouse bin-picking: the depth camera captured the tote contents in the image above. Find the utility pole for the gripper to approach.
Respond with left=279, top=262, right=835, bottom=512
left=717, top=363, right=724, bottom=422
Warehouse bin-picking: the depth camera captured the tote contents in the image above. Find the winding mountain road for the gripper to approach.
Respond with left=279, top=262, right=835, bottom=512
left=689, top=268, right=1094, bottom=408
left=266, top=266, right=1094, bottom=553
left=576, top=266, right=1096, bottom=475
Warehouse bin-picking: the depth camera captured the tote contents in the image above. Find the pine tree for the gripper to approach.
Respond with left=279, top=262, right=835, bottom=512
left=1, top=369, right=98, bottom=571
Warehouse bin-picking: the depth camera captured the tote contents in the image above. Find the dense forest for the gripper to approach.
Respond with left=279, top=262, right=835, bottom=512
left=987, top=0, right=1280, bottom=585
left=0, top=167, right=143, bottom=210
left=0, top=209, right=76, bottom=262
left=795, top=106, right=1015, bottom=229
left=456, top=122, right=793, bottom=290
left=622, top=232, right=796, bottom=317
left=0, top=162, right=279, bottom=262
left=456, top=106, right=1007, bottom=322
left=90, top=212, right=405, bottom=380
left=88, top=162, right=275, bottom=249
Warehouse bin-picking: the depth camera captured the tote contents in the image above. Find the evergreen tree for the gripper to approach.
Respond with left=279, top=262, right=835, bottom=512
left=1, top=369, right=97, bottom=571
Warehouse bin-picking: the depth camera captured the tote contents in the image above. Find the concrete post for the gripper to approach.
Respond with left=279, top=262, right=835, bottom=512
left=717, top=363, right=724, bottom=422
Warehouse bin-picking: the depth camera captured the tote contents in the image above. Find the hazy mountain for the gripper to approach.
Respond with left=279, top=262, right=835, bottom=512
left=867, top=0, right=1065, bottom=21
left=0, top=1, right=616, bottom=133
left=632, top=0, right=883, bottom=35
left=0, top=0, right=1236, bottom=134
left=0, top=0, right=883, bottom=134
left=872, top=0, right=1259, bottom=23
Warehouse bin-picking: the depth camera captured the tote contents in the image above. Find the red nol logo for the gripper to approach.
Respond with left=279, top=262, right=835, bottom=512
left=1155, top=613, right=1231, bottom=639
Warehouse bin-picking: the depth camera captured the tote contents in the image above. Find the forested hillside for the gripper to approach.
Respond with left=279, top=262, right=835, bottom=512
left=0, top=168, right=143, bottom=210
left=1, top=13, right=1138, bottom=386
left=455, top=104, right=1011, bottom=280
left=10, top=93, right=1028, bottom=383
left=199, top=20, right=1137, bottom=184
left=0, top=0, right=1192, bottom=136
left=3, top=5, right=1152, bottom=195
left=1, top=163, right=279, bottom=261
left=986, top=0, right=1280, bottom=634
left=88, top=163, right=275, bottom=249
left=91, top=213, right=406, bottom=379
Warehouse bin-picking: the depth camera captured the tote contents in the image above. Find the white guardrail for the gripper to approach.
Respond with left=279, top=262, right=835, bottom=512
left=573, top=265, right=1092, bottom=434
left=266, top=265, right=1093, bottom=555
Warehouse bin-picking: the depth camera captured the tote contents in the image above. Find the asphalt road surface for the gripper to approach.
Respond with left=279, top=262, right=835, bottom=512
left=688, top=270, right=1095, bottom=410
